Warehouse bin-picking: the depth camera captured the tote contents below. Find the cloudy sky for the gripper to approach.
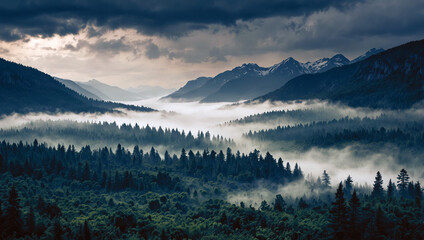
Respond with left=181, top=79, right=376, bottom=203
left=0, top=0, right=423, bottom=88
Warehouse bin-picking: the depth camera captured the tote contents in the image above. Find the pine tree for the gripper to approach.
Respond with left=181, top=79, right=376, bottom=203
left=397, top=169, right=409, bottom=197
left=344, top=175, right=353, bottom=199
left=274, top=194, right=286, bottom=212
left=374, top=207, right=387, bottom=238
left=415, top=182, right=422, bottom=208
left=408, top=182, right=415, bottom=199
left=322, top=170, right=331, bottom=189
left=4, top=185, right=23, bottom=237
left=260, top=200, right=270, bottom=211
left=330, top=182, right=347, bottom=240
left=180, top=148, right=188, bottom=170
left=371, top=171, right=384, bottom=198
left=387, top=179, right=396, bottom=200
left=83, top=220, right=91, bottom=240
left=82, top=162, right=90, bottom=181
left=347, top=190, right=361, bottom=239
left=293, top=163, right=303, bottom=180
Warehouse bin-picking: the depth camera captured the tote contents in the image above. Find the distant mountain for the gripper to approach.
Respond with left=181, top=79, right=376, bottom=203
left=202, top=54, right=351, bottom=102
left=351, top=48, right=384, bottom=63
left=54, top=77, right=101, bottom=100
left=56, top=76, right=174, bottom=101
left=77, top=79, right=142, bottom=102
left=256, top=40, right=424, bottom=109
left=127, top=85, right=176, bottom=99
left=165, top=53, right=351, bottom=103
left=0, top=58, right=154, bottom=115
left=73, top=80, right=110, bottom=100
left=163, top=77, right=211, bottom=100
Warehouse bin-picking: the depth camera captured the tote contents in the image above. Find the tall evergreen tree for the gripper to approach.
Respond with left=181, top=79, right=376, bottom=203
left=330, top=182, right=347, bottom=240
left=83, top=220, right=91, bottom=240
left=397, top=169, right=410, bottom=197
left=274, top=194, right=286, bottom=212
left=347, top=190, right=361, bottom=239
left=387, top=179, right=396, bottom=200
left=82, top=162, right=90, bottom=181
left=374, top=207, right=387, bottom=238
left=4, top=185, right=23, bottom=237
left=322, top=170, right=331, bottom=189
left=371, top=171, right=384, bottom=198
left=415, top=182, right=422, bottom=208
left=344, top=175, right=353, bottom=199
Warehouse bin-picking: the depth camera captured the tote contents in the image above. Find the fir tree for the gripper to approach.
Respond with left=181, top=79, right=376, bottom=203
left=274, top=194, right=286, bottom=212
left=322, top=170, right=331, bottom=189
left=83, top=220, right=91, bottom=240
left=344, top=175, right=353, bottom=199
left=330, top=182, right=347, bottom=240
left=387, top=179, right=395, bottom=199
left=4, top=185, right=23, bottom=237
left=347, top=190, right=361, bottom=239
left=397, top=169, right=410, bottom=197
left=371, top=171, right=384, bottom=198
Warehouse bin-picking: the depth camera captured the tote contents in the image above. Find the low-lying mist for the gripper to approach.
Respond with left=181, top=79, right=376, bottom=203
left=1, top=98, right=423, bottom=188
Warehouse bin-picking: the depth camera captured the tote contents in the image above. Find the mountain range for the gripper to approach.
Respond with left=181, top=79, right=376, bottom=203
left=56, top=78, right=175, bottom=102
left=0, top=58, right=154, bottom=116
left=163, top=49, right=383, bottom=103
left=256, top=40, right=424, bottom=109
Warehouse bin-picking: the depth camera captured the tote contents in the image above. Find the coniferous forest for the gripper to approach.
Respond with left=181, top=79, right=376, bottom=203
left=1, top=4, right=424, bottom=239
left=0, top=139, right=423, bottom=239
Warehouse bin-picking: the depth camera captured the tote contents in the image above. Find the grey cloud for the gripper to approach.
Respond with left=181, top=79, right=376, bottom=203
left=209, top=47, right=227, bottom=63
left=0, top=0, right=362, bottom=41
left=145, top=42, right=160, bottom=59
left=64, top=37, right=131, bottom=56
left=0, top=47, right=9, bottom=54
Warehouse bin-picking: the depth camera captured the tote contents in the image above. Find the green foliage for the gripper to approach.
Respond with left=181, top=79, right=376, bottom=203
left=0, top=120, right=234, bottom=150
left=0, top=140, right=423, bottom=239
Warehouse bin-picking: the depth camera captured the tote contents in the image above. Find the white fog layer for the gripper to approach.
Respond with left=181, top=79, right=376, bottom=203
left=1, top=99, right=423, bottom=187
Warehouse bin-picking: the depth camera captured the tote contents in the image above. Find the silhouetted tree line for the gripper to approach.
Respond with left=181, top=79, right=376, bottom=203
left=324, top=168, right=423, bottom=240
left=245, top=115, right=424, bottom=148
left=225, top=108, right=342, bottom=125
left=0, top=139, right=301, bottom=190
left=0, top=120, right=234, bottom=149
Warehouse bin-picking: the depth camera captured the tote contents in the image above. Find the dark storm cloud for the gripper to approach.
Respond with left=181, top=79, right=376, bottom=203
left=64, top=37, right=132, bottom=56
left=0, top=0, right=361, bottom=41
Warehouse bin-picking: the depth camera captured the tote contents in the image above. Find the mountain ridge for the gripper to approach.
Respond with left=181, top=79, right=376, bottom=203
left=255, top=39, right=424, bottom=109
left=0, top=57, right=154, bottom=116
left=164, top=50, right=375, bottom=103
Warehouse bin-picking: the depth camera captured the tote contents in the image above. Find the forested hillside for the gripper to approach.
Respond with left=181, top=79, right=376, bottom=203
left=0, top=120, right=234, bottom=150
left=0, top=58, right=153, bottom=115
left=0, top=140, right=423, bottom=239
